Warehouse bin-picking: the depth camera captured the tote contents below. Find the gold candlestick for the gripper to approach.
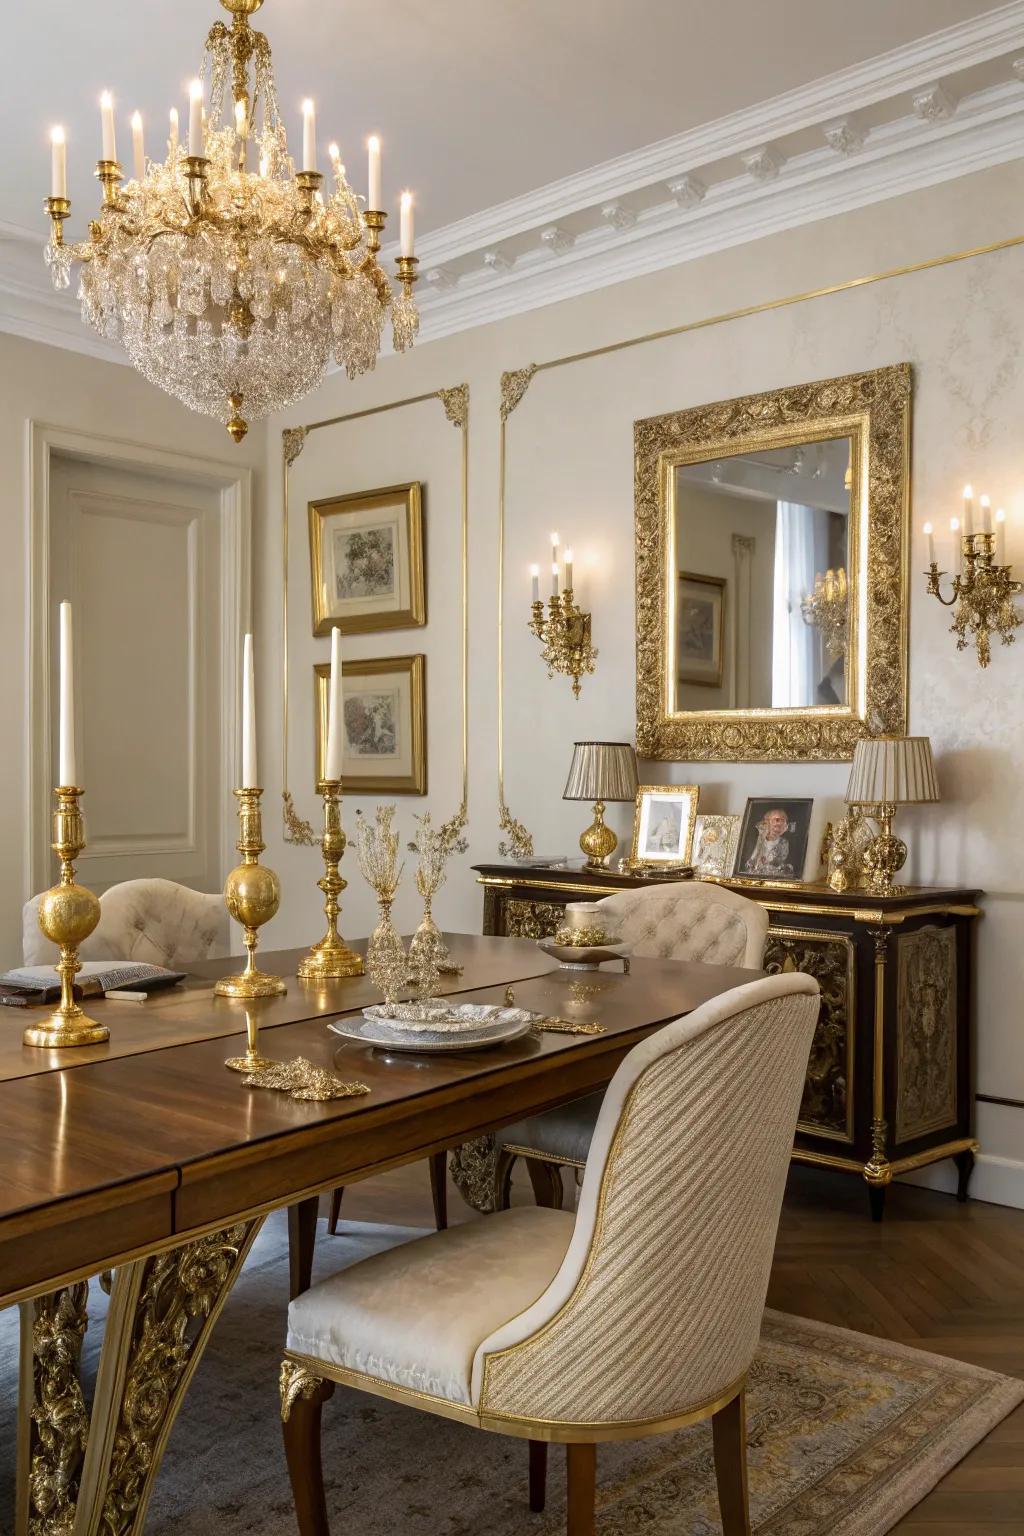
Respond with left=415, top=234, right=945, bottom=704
left=225, top=1007, right=277, bottom=1072
left=297, top=780, right=365, bottom=980
left=24, top=787, right=109, bottom=1049
left=214, top=787, right=287, bottom=999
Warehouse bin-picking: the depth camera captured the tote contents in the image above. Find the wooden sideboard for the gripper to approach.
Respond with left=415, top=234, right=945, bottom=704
left=474, top=863, right=981, bottom=1220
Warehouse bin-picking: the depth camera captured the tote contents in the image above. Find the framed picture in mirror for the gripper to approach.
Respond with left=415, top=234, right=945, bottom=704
left=309, top=482, right=425, bottom=637
left=631, top=784, right=700, bottom=867
left=314, top=654, right=426, bottom=793
left=678, top=573, right=725, bottom=688
left=735, top=798, right=814, bottom=883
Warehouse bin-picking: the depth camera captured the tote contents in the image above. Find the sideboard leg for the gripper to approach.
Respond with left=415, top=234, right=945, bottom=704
left=868, top=1185, right=887, bottom=1223
left=955, top=1147, right=976, bottom=1203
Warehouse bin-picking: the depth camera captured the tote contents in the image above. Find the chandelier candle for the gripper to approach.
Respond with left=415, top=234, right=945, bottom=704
left=43, top=0, right=419, bottom=441
left=50, top=127, right=66, bottom=199
left=131, top=112, right=145, bottom=181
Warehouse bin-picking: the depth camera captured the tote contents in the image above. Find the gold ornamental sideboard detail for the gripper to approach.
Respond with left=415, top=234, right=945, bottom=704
left=475, top=863, right=980, bottom=1221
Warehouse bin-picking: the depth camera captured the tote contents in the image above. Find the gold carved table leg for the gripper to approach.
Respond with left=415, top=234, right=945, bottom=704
left=16, top=1219, right=263, bottom=1536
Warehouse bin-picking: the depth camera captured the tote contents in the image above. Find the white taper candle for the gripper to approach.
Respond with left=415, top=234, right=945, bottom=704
left=50, top=127, right=67, bottom=199
left=400, top=191, right=414, bottom=257
left=980, top=493, right=992, bottom=534
left=923, top=521, right=935, bottom=566
left=188, top=80, right=204, bottom=157
left=169, top=107, right=179, bottom=153
left=950, top=517, right=961, bottom=577
left=131, top=112, right=144, bottom=181
left=325, top=626, right=344, bottom=781
left=564, top=547, right=574, bottom=592
left=962, top=484, right=974, bottom=537
left=241, top=633, right=258, bottom=789
left=58, top=602, right=77, bottom=787
left=996, top=507, right=1007, bottom=564
left=551, top=561, right=560, bottom=598
left=530, top=564, right=540, bottom=602
left=100, top=91, right=116, bottom=162
left=367, top=135, right=381, bottom=208
left=302, top=98, right=317, bottom=173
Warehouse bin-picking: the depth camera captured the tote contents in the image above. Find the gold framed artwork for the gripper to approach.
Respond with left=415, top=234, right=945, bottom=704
left=678, top=572, right=725, bottom=688
left=309, top=482, right=425, bottom=637
left=691, top=814, right=741, bottom=879
left=735, top=798, right=814, bottom=883
left=630, top=784, right=700, bottom=867
left=634, top=363, right=911, bottom=762
left=314, top=654, right=426, bottom=794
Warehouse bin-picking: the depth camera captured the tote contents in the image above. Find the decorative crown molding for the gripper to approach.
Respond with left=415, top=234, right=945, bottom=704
left=3, top=4, right=1024, bottom=363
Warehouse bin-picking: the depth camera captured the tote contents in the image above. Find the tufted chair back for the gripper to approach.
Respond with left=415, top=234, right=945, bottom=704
left=595, top=881, right=768, bottom=969
left=472, top=971, right=819, bottom=1428
left=23, top=878, right=228, bottom=967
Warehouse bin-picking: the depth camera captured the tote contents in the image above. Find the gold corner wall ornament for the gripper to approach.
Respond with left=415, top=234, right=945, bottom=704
left=496, top=366, right=540, bottom=856
left=281, top=385, right=470, bottom=844
left=634, top=364, right=911, bottom=763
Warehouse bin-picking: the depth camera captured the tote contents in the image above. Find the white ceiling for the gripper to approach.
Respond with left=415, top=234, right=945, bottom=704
left=0, top=0, right=1008, bottom=237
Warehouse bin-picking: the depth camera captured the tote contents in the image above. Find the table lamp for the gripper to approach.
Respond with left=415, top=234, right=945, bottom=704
left=845, top=735, right=940, bottom=896
left=563, top=741, right=639, bottom=870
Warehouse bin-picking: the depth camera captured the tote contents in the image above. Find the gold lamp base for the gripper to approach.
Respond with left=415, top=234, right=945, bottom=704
left=862, top=803, right=908, bottom=898
left=578, top=800, right=618, bottom=871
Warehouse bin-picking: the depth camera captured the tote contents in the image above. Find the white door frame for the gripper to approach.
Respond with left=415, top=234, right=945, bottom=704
left=27, top=420, right=252, bottom=897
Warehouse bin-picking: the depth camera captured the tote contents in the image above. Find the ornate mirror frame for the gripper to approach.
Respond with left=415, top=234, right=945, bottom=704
left=635, top=363, right=911, bottom=762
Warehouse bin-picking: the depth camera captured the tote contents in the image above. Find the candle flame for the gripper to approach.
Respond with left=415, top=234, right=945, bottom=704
left=529, top=563, right=540, bottom=576
left=979, top=492, right=991, bottom=507
left=923, top=522, right=933, bottom=534
left=368, top=134, right=380, bottom=151
left=189, top=79, right=203, bottom=103
left=551, top=562, right=559, bottom=576
left=234, top=99, right=246, bottom=132
left=100, top=90, right=113, bottom=109
left=996, top=507, right=1007, bottom=523
left=169, top=107, right=179, bottom=128
left=302, top=98, right=315, bottom=115
left=328, top=142, right=340, bottom=161
left=963, top=484, right=973, bottom=498
left=950, top=517, right=960, bottom=531
left=550, top=530, right=560, bottom=547
left=564, top=548, right=574, bottom=563
left=401, top=189, right=413, bottom=209
left=50, top=125, right=65, bottom=145
left=131, top=110, right=143, bottom=130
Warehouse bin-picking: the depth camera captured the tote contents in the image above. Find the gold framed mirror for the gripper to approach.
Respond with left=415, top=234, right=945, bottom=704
left=635, top=363, right=911, bottom=762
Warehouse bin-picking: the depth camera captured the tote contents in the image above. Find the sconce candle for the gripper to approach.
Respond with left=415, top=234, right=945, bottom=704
left=950, top=518, right=961, bottom=576
left=131, top=111, right=145, bottom=180
left=551, top=561, right=559, bottom=598
left=564, top=547, right=574, bottom=592
left=962, top=485, right=974, bottom=537
left=530, top=564, right=540, bottom=602
left=996, top=507, right=1007, bottom=564
left=923, top=521, right=935, bottom=566
left=100, top=90, right=116, bottom=162
left=980, top=493, right=992, bottom=534
left=400, top=191, right=414, bottom=257
left=169, top=107, right=178, bottom=152
left=50, top=126, right=67, bottom=199
left=367, top=134, right=381, bottom=208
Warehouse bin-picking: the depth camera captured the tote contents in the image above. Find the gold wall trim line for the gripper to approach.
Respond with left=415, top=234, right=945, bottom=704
left=528, top=233, right=1024, bottom=377
left=281, top=387, right=470, bottom=844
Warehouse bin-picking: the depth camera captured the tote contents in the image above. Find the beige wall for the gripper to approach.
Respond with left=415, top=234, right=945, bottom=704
left=0, top=332, right=264, bottom=959
left=260, top=156, right=1024, bottom=1206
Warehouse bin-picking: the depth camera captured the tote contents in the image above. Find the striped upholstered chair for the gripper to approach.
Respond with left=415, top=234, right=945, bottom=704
left=494, top=880, right=769, bottom=1208
left=279, top=971, right=819, bottom=1536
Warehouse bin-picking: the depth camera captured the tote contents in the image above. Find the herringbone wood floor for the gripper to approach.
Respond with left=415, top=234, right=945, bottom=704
left=333, top=1161, right=1024, bottom=1533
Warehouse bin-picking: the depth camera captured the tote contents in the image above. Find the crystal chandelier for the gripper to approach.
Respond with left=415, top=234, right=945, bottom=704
left=43, top=0, right=419, bottom=442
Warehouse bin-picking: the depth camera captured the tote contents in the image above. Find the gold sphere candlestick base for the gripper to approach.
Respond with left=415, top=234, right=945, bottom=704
left=225, top=1007, right=278, bottom=1072
left=215, top=788, right=287, bottom=1000
left=297, top=781, right=365, bottom=981
left=578, top=800, right=618, bottom=871
left=24, top=787, right=109, bottom=1049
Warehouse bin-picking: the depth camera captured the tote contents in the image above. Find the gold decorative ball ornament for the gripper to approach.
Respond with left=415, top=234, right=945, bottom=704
left=37, top=880, right=101, bottom=951
left=224, top=860, right=281, bottom=932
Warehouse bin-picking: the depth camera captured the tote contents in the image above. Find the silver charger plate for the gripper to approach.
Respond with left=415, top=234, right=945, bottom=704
left=537, top=938, right=632, bottom=972
left=361, top=1000, right=520, bottom=1034
left=329, top=1006, right=536, bottom=1054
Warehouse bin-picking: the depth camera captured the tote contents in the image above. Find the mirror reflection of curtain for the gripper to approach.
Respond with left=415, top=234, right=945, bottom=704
left=772, top=502, right=817, bottom=707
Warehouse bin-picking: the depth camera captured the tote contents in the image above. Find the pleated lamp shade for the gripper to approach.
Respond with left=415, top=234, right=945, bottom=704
left=563, top=741, right=639, bottom=803
left=846, top=736, right=940, bottom=806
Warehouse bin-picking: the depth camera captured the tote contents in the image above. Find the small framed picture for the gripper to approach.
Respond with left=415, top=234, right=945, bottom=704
left=315, top=655, right=426, bottom=794
left=309, top=482, right=425, bottom=637
left=631, top=785, right=700, bottom=867
left=692, top=814, right=741, bottom=879
left=735, top=798, right=814, bottom=883
left=678, top=572, right=725, bottom=688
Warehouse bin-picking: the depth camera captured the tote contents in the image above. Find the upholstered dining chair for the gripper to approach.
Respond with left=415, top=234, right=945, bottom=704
left=494, top=880, right=769, bottom=1209
left=279, top=971, right=819, bottom=1536
left=23, top=876, right=228, bottom=966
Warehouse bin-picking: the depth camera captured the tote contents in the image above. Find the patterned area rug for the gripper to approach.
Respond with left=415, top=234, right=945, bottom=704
left=1, top=1213, right=1021, bottom=1535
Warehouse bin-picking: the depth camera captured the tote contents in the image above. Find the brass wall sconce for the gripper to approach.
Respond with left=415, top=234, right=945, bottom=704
left=528, top=532, right=597, bottom=699
left=801, top=567, right=848, bottom=657
left=923, top=487, right=1022, bottom=667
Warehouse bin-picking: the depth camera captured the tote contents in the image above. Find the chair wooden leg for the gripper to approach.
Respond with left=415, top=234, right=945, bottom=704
left=282, top=1376, right=335, bottom=1536
left=327, top=1186, right=344, bottom=1236
left=526, top=1156, right=565, bottom=1210
left=494, top=1148, right=516, bottom=1211
left=429, top=1150, right=448, bottom=1231
left=712, top=1387, right=751, bottom=1536
left=565, top=1442, right=596, bottom=1536
left=529, top=1439, right=548, bottom=1513
left=287, top=1196, right=319, bottom=1300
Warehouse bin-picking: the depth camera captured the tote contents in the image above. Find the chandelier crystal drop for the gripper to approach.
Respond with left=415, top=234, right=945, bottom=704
left=43, top=0, right=419, bottom=441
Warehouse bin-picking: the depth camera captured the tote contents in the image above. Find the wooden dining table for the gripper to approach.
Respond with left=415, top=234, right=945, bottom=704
left=1, top=932, right=759, bottom=1536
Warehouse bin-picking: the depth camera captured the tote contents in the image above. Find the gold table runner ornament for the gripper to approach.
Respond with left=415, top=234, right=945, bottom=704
left=242, top=1055, right=371, bottom=1103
